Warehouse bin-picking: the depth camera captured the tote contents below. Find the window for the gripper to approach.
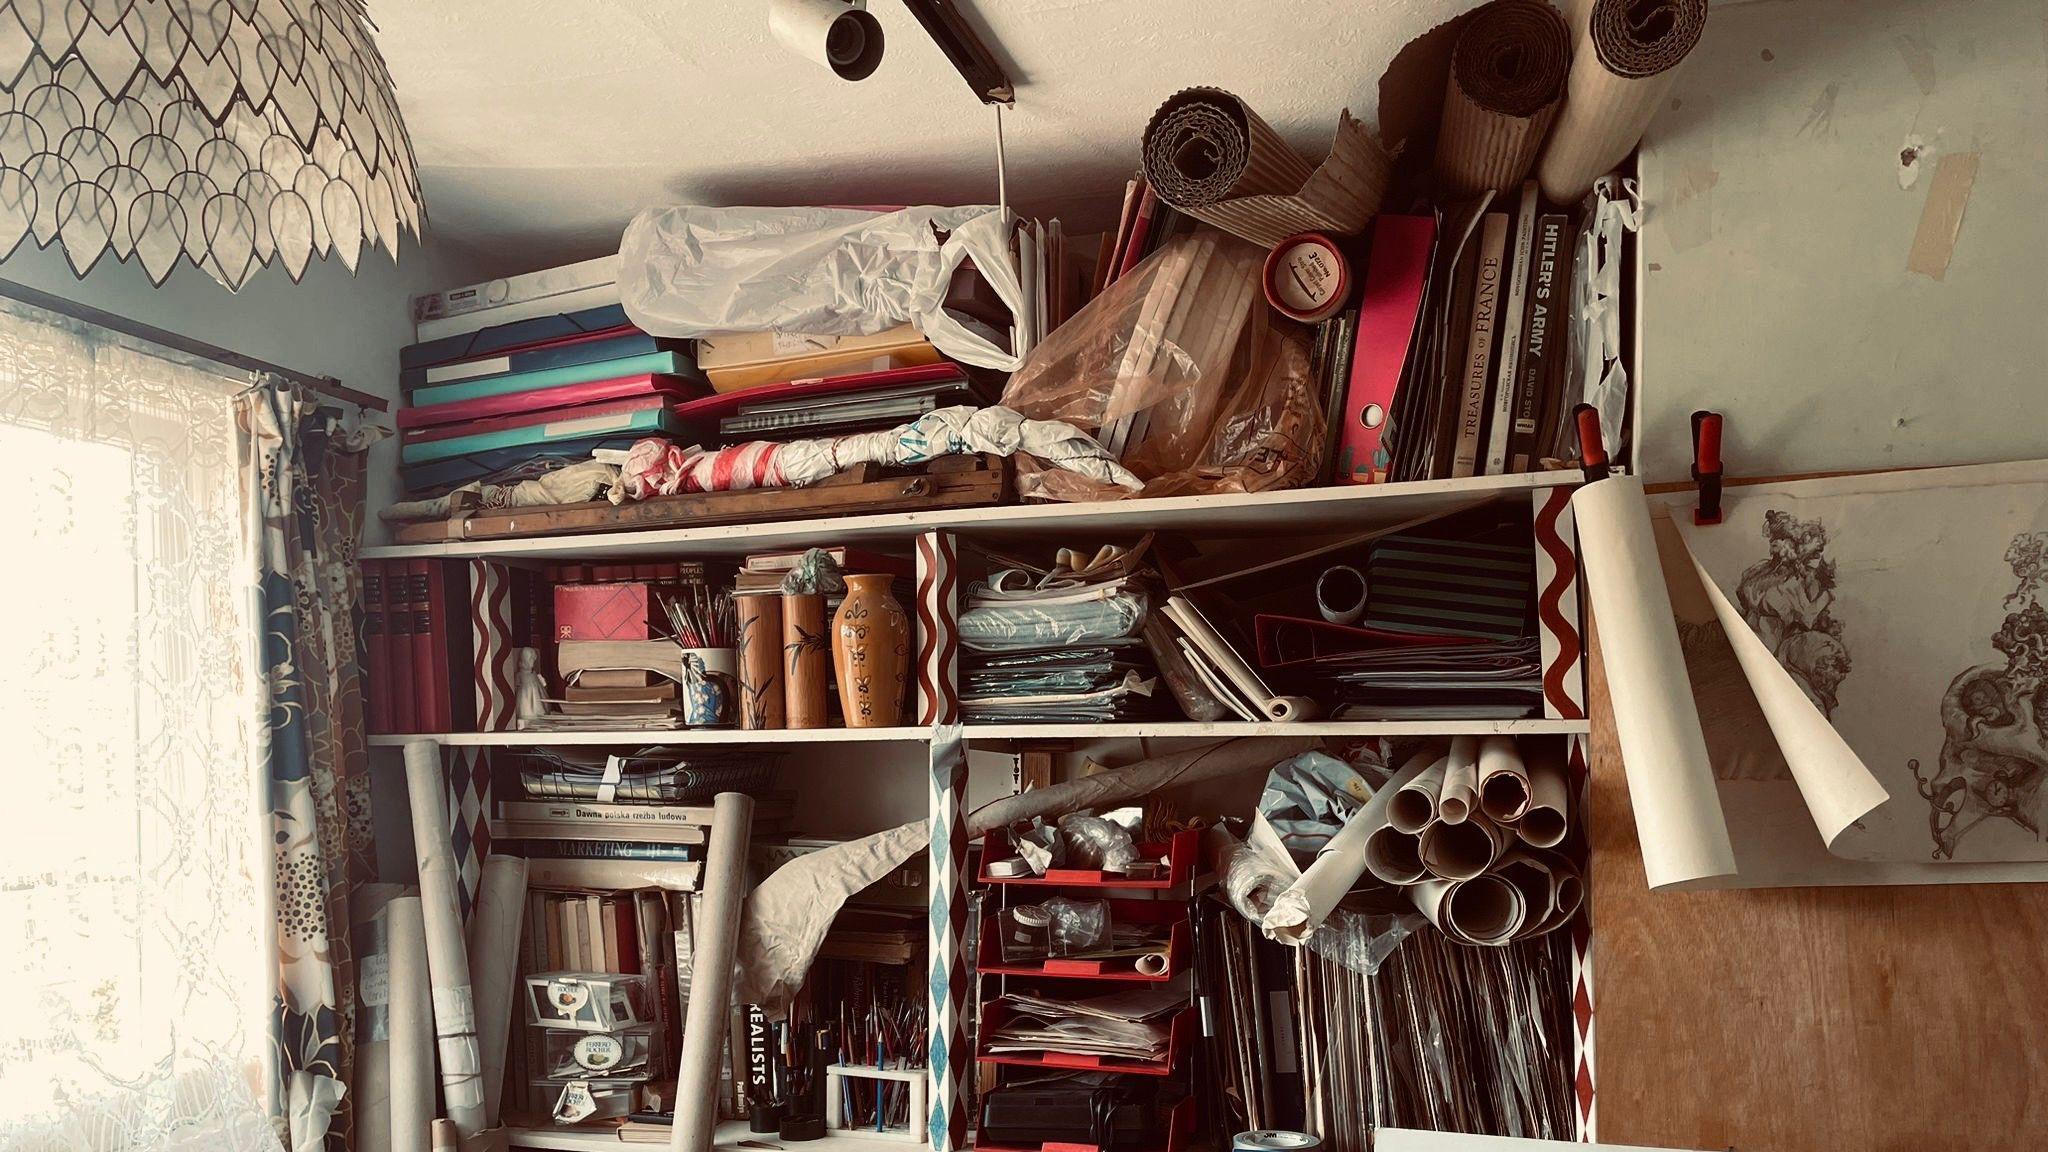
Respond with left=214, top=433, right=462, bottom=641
left=0, top=302, right=273, bottom=1149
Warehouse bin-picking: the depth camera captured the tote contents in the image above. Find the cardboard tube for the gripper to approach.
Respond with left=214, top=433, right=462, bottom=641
left=430, top=1120, right=458, bottom=1152
left=1477, top=735, right=1532, bottom=822
left=352, top=883, right=407, bottom=1152
left=1439, top=736, right=1480, bottom=824
left=1315, top=565, right=1368, bottom=625
left=1518, top=743, right=1571, bottom=848
left=672, top=791, right=756, bottom=1152
left=402, top=740, right=487, bottom=1137
left=387, top=894, right=434, bottom=1152
left=1419, top=812, right=1511, bottom=881
left=735, top=594, right=785, bottom=730
left=466, top=855, right=528, bottom=1129
left=1135, top=951, right=1171, bottom=978
left=1535, top=0, right=1708, bottom=203
left=1433, top=0, right=1571, bottom=196
left=1388, top=755, right=1448, bottom=835
left=1570, top=476, right=1735, bottom=888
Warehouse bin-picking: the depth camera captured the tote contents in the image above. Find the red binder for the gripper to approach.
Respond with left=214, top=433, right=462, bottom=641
left=1338, top=215, right=1437, bottom=485
left=362, top=560, right=393, bottom=733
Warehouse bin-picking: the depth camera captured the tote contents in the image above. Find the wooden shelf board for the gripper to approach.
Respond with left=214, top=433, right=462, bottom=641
left=369, top=717, right=1589, bottom=748
left=364, top=469, right=1580, bottom=561
left=505, top=1121, right=893, bottom=1150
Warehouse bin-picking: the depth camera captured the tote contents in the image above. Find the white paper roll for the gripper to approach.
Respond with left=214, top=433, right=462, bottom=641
left=1262, top=750, right=1436, bottom=943
left=1315, top=565, right=1368, bottom=625
left=402, top=740, right=488, bottom=1137
left=1410, top=874, right=1526, bottom=946
left=1388, top=755, right=1448, bottom=835
left=1363, top=823, right=1426, bottom=885
left=352, top=883, right=405, bottom=1152
left=1571, top=476, right=1736, bottom=889
left=1439, top=736, right=1480, bottom=824
left=1517, top=744, right=1571, bottom=849
left=1477, top=735, right=1532, bottom=822
left=672, top=792, right=756, bottom=1152
left=386, top=894, right=434, bottom=1152
left=1135, top=951, right=1171, bottom=977
left=1419, top=812, right=1511, bottom=881
left=467, top=854, right=528, bottom=1129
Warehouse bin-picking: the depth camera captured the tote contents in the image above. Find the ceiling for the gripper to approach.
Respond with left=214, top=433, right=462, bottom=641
left=376, top=0, right=1485, bottom=273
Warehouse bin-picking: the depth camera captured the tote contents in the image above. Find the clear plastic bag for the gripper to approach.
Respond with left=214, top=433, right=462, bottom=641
left=958, top=588, right=1150, bottom=650
left=1000, top=230, right=1325, bottom=502
left=1214, top=825, right=1420, bottom=977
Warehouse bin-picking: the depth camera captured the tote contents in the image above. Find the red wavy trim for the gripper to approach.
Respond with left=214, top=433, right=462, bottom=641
left=1536, top=488, right=1588, bottom=719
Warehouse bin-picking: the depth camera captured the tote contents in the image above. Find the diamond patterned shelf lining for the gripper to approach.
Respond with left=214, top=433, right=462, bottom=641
left=0, top=0, right=421, bottom=290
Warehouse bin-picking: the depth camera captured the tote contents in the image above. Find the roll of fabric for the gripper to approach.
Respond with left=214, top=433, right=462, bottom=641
left=1141, top=88, right=1391, bottom=248
left=1535, top=0, right=1708, bottom=202
left=1433, top=0, right=1572, bottom=196
left=402, top=741, right=487, bottom=1138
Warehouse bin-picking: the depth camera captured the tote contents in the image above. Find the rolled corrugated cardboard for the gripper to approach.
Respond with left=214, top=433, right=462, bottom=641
left=1433, top=0, right=1571, bottom=196
left=1141, top=88, right=1392, bottom=247
left=1535, top=0, right=1708, bottom=203
left=466, top=855, right=528, bottom=1128
left=387, top=894, right=435, bottom=1152
left=1439, top=736, right=1481, bottom=824
left=352, top=883, right=408, bottom=1152
left=1477, top=734, right=1533, bottom=821
left=402, top=740, right=487, bottom=1138
left=671, top=792, right=756, bottom=1152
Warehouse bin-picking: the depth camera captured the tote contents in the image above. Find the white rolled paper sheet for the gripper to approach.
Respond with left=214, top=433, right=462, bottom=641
left=1439, top=736, right=1480, bottom=824
left=1135, top=951, right=1171, bottom=977
left=1571, top=475, right=1737, bottom=889
left=352, top=883, right=406, bottom=1152
left=1388, top=754, right=1448, bottom=835
left=673, top=792, right=756, bottom=1152
left=1409, top=874, right=1527, bottom=946
left=1496, top=847, right=1584, bottom=938
left=401, top=740, right=487, bottom=1138
left=1518, top=744, right=1571, bottom=849
left=386, top=895, right=434, bottom=1152
left=1477, top=735, right=1532, bottom=822
left=1315, top=564, right=1368, bottom=625
left=1420, top=812, right=1513, bottom=881
left=1363, top=823, right=1426, bottom=885
left=466, top=855, right=528, bottom=1129
left=1262, top=750, right=1437, bottom=944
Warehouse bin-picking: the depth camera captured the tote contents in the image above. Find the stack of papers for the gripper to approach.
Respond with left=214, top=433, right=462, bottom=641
left=983, top=985, right=1186, bottom=1063
left=957, top=566, right=1162, bottom=722
left=1323, top=636, right=1543, bottom=719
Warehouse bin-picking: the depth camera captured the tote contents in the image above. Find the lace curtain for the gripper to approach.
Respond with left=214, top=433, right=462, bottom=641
left=0, top=301, right=352, bottom=1152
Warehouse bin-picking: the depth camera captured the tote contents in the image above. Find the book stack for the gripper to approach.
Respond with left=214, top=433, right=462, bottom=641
left=363, top=558, right=547, bottom=734
left=539, top=564, right=735, bottom=729
left=955, top=548, right=1164, bottom=724
left=1323, top=180, right=1580, bottom=485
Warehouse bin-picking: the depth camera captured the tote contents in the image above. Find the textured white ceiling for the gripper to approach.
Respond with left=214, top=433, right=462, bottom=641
left=376, top=0, right=1484, bottom=270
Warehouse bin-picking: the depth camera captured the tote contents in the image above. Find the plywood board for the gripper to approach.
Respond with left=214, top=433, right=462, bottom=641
left=1586, top=614, right=2048, bottom=1149
left=1635, top=0, right=2048, bottom=484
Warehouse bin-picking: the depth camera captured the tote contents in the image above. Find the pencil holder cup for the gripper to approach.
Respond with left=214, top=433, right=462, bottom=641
left=680, top=648, right=737, bottom=727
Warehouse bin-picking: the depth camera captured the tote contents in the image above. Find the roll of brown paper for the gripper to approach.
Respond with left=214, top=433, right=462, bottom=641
left=1141, top=87, right=1392, bottom=248
left=734, top=594, right=785, bottom=730
left=781, top=592, right=830, bottom=729
left=1433, top=0, right=1571, bottom=196
left=1535, top=0, right=1707, bottom=203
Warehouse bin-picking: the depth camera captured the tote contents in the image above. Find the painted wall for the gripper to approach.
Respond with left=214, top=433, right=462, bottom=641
left=0, top=236, right=497, bottom=540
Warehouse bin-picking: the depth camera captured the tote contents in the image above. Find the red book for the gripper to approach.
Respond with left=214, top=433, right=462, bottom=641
left=1117, top=182, right=1160, bottom=279
left=422, top=561, right=476, bottom=732
left=1339, top=215, right=1437, bottom=484
left=362, top=560, right=392, bottom=733
left=405, top=559, right=434, bottom=733
left=388, top=563, right=418, bottom=734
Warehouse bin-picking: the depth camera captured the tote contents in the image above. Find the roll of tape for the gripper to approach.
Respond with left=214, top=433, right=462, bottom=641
left=1262, top=233, right=1350, bottom=323
left=1234, top=1131, right=1322, bottom=1152
left=1315, top=565, right=1368, bottom=625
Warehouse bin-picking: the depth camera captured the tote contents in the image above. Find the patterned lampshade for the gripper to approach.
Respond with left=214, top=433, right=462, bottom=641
left=0, top=0, right=421, bottom=290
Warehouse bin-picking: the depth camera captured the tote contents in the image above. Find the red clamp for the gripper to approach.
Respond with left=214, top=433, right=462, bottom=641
left=1573, top=404, right=1610, bottom=483
left=1691, top=410, right=1724, bottom=525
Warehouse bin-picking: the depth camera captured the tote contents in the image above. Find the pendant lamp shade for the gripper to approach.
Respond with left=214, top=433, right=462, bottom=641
left=0, top=0, right=421, bottom=290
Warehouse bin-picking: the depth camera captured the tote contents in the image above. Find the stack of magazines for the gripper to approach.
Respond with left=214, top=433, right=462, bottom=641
left=956, top=553, right=1161, bottom=724
left=1319, top=636, right=1544, bottom=719
left=515, top=746, right=775, bottom=802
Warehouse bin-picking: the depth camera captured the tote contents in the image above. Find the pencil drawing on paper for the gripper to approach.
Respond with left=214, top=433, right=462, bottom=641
left=1910, top=532, right=2048, bottom=859
left=1736, top=510, right=1853, bottom=720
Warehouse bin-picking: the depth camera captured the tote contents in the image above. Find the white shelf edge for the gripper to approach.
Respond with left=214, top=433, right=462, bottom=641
left=364, top=469, right=1581, bottom=561
left=505, top=1121, right=903, bottom=1151
left=369, top=717, right=1590, bottom=747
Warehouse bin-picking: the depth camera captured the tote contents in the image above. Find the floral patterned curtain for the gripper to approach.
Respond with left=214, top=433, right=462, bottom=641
left=235, top=384, right=380, bottom=1152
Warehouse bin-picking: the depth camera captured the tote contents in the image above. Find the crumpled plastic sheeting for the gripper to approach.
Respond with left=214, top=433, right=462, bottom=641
left=618, top=205, right=1027, bottom=371
left=606, top=406, right=1140, bottom=504
left=1216, top=821, right=1420, bottom=977
left=1556, top=174, right=1641, bottom=461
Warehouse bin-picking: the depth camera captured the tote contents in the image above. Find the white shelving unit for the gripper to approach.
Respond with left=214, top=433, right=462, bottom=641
left=371, top=717, right=1589, bottom=748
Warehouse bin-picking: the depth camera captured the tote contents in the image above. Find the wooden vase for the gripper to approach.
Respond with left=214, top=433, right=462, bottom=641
left=831, top=574, right=909, bottom=728
left=781, top=592, right=831, bottom=729
left=734, top=594, right=785, bottom=730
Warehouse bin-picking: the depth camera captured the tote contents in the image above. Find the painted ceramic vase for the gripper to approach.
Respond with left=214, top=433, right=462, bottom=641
left=782, top=592, right=831, bottom=729
left=679, top=652, right=730, bottom=728
left=831, top=574, right=909, bottom=728
left=734, top=594, right=785, bottom=730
